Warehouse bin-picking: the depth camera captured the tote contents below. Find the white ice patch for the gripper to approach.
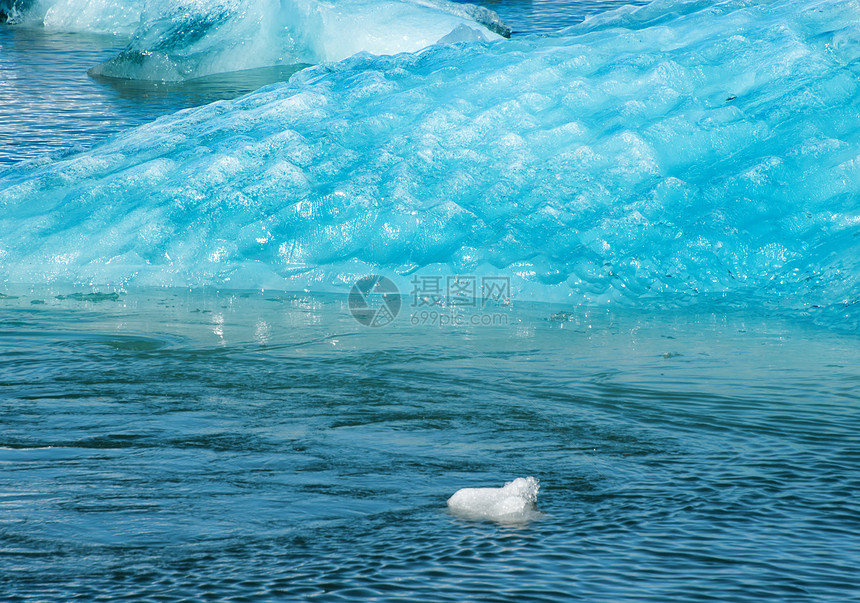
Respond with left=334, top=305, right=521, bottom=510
left=447, top=476, right=540, bottom=522
left=436, top=23, right=488, bottom=45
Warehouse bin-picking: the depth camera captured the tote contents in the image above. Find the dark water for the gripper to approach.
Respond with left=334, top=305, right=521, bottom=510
left=473, top=0, right=648, bottom=33
left=1, top=289, right=859, bottom=601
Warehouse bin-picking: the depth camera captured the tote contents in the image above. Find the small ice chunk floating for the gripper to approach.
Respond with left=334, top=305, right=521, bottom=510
left=447, top=476, right=540, bottom=522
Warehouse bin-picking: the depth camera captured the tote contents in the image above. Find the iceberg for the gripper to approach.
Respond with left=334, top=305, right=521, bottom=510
left=3, top=0, right=509, bottom=81
left=1, top=0, right=858, bottom=326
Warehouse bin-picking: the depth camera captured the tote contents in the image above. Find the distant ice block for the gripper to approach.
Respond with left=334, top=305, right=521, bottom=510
left=5, top=0, right=507, bottom=81
left=447, top=477, right=540, bottom=522
left=2, top=0, right=143, bottom=33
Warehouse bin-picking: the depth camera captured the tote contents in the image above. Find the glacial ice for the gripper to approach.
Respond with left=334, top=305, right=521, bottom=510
left=447, top=477, right=541, bottom=523
left=1, top=0, right=142, bottom=34
left=1, top=0, right=859, bottom=325
left=4, top=0, right=508, bottom=81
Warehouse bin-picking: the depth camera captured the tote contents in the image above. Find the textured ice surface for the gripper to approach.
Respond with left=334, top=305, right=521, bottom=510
left=1, top=0, right=859, bottom=325
left=4, top=0, right=507, bottom=80
left=448, top=477, right=541, bottom=522
left=0, top=0, right=142, bottom=34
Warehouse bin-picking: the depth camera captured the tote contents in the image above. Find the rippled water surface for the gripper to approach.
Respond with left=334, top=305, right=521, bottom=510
left=473, top=0, right=649, bottom=33
left=1, top=289, right=858, bottom=601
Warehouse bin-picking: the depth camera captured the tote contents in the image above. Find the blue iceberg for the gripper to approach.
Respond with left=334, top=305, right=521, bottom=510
left=1, top=0, right=858, bottom=326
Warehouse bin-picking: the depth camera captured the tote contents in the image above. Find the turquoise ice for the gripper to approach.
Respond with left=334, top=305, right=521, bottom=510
left=1, top=0, right=858, bottom=326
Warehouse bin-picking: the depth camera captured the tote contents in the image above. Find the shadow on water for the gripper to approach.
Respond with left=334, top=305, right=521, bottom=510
left=88, top=63, right=311, bottom=105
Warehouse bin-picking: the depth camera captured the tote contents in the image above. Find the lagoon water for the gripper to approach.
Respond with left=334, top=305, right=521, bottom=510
left=2, top=289, right=859, bottom=601
left=2, top=0, right=860, bottom=601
